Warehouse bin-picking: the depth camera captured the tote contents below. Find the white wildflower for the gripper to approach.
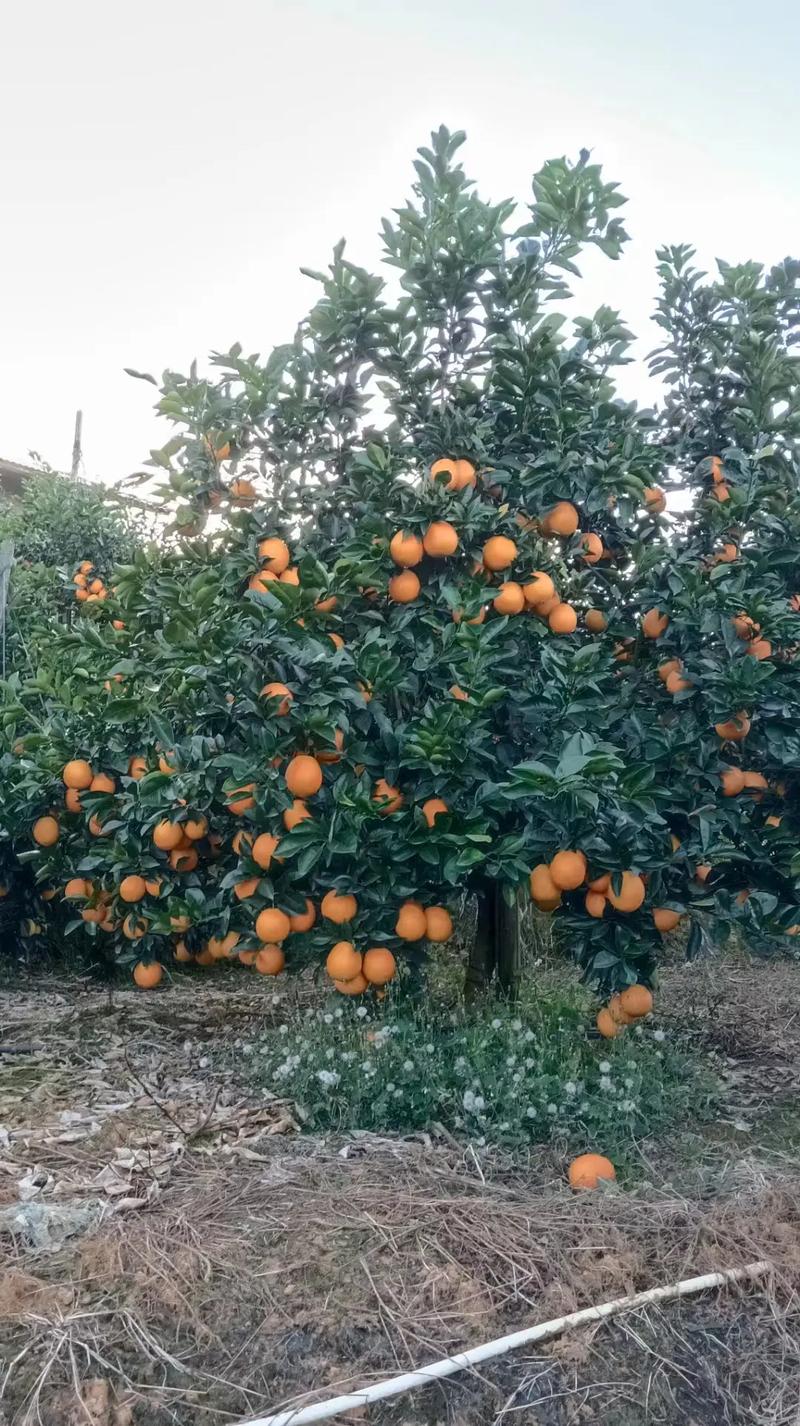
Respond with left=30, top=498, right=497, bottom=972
left=599, top=1060, right=611, bottom=1074
left=356, top=1006, right=368, bottom=1020
left=403, top=1059, right=414, bottom=1073
left=526, top=1106, right=537, bottom=1119
left=491, top=1018, right=502, bottom=1030
left=564, top=1080, right=577, bottom=1096
left=653, top=1029, right=666, bottom=1042
left=316, top=1069, right=340, bottom=1088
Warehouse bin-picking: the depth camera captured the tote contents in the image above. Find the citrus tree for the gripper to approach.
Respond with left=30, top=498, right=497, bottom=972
left=1, top=129, right=796, bottom=1007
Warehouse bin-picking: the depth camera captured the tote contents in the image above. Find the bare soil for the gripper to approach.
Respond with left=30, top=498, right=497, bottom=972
left=1, top=955, right=799, bottom=1426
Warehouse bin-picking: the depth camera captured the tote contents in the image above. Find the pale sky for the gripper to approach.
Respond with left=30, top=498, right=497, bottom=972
left=2, top=0, right=798, bottom=484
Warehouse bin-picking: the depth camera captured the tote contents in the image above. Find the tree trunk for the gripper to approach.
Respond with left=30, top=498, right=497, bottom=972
left=495, top=886, right=524, bottom=999
left=465, top=887, right=496, bottom=1001
left=464, top=883, right=525, bottom=1002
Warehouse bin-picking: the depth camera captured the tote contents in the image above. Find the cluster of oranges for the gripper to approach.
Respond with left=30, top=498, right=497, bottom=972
left=529, top=851, right=684, bottom=935
left=595, top=983, right=654, bottom=1039
left=72, top=560, right=109, bottom=605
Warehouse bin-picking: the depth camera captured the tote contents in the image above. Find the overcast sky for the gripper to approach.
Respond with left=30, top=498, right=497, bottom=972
left=2, top=0, right=798, bottom=484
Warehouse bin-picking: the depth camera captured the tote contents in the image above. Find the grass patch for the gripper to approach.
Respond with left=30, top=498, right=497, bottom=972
left=242, top=979, right=714, bottom=1155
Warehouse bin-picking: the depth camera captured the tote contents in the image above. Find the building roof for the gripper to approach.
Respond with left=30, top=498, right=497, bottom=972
left=0, top=456, right=47, bottom=495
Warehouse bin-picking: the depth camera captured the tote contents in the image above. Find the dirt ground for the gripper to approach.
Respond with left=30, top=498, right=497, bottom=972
left=2, top=954, right=800, bottom=1426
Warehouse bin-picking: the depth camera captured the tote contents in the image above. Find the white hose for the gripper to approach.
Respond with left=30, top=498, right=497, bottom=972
left=236, top=1258, right=771, bottom=1426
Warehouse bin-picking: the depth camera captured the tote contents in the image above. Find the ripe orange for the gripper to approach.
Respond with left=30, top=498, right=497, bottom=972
left=120, top=875, right=147, bottom=903
left=33, top=815, right=59, bottom=847
left=317, top=729, right=345, bottom=764
left=608, top=995, right=634, bottom=1026
left=430, top=457, right=476, bottom=491
left=388, top=570, right=420, bottom=603
left=596, top=1008, right=619, bottom=1038
left=112, top=619, right=126, bottom=630
left=75, top=588, right=90, bottom=602
left=425, top=906, right=453, bottom=942
left=530, top=864, right=559, bottom=902
left=482, top=536, right=517, bottom=571
left=373, top=778, right=403, bottom=814
left=170, top=847, right=199, bottom=872
left=710, top=482, right=730, bottom=502
left=642, top=607, right=669, bottom=639
left=451, top=606, right=486, bottom=625
left=133, top=961, right=163, bottom=989
left=90, top=772, right=116, bottom=794
left=493, top=582, right=525, bottom=615
left=732, top=614, right=757, bottom=640
left=720, top=767, right=745, bottom=796
left=715, top=713, right=750, bottom=742
left=585, top=891, right=606, bottom=918
left=523, top=572, right=556, bottom=607
left=362, top=947, right=397, bottom=985
left=658, top=658, right=682, bottom=683
left=174, top=942, right=193, bottom=963
left=588, top=873, right=611, bottom=893
left=158, top=752, right=178, bottom=776
left=255, top=945, right=285, bottom=975
left=183, top=815, right=208, bottom=841
left=746, top=639, right=772, bottom=660
left=280, top=566, right=300, bottom=586
left=535, top=895, right=562, bottom=913
left=226, top=781, right=253, bottom=815
left=328, top=632, right=345, bottom=651
left=65, top=788, right=83, bottom=813
left=289, top=898, right=316, bottom=933
left=710, top=455, right=724, bottom=484
left=715, top=542, right=738, bottom=563
left=238, top=949, right=258, bottom=966
left=580, top=532, right=603, bottom=564
left=230, top=477, right=257, bottom=503
left=321, top=890, right=357, bottom=924
left=742, top=770, right=768, bottom=794
left=258, top=537, right=290, bottom=573
left=65, top=877, right=92, bottom=899
left=422, top=797, right=448, bottom=827
left=82, top=905, right=106, bottom=923
left=194, top=947, right=215, bottom=967
left=333, top=973, right=369, bottom=996
left=653, top=908, right=681, bottom=932
left=607, top=871, right=645, bottom=913
left=568, top=1153, right=616, bottom=1189
left=548, top=603, right=577, bottom=634
left=252, top=833, right=281, bottom=870
left=449, top=684, right=469, bottom=701
left=666, top=670, right=692, bottom=693
left=619, top=984, right=653, bottom=1018
left=128, top=756, right=148, bottom=780
left=123, top=914, right=149, bottom=940
left=543, top=502, right=579, bottom=537
left=389, top=531, right=424, bottom=567
left=234, top=877, right=260, bottom=900
left=283, top=799, right=312, bottom=830
left=260, top=682, right=293, bottom=715
left=585, top=610, right=607, bottom=633
left=535, top=593, right=561, bottom=618
left=550, top=850, right=587, bottom=891
left=88, top=815, right=108, bottom=837
left=62, top=759, right=93, bottom=790
left=423, top=521, right=459, bottom=558
left=326, top=941, right=363, bottom=981
left=208, top=932, right=239, bottom=960
left=255, top=907, right=291, bottom=942
left=285, top=755, right=323, bottom=799
left=643, top=486, right=667, bottom=514
left=153, top=820, right=183, bottom=851
left=695, top=863, right=712, bottom=882
left=233, top=829, right=253, bottom=856
left=315, top=594, right=338, bottom=613
left=395, top=901, right=427, bottom=940
left=250, top=570, right=278, bottom=593
left=766, top=815, right=782, bottom=828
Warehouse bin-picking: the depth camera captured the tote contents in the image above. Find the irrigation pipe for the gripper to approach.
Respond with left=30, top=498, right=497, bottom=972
left=236, top=1259, right=771, bottom=1426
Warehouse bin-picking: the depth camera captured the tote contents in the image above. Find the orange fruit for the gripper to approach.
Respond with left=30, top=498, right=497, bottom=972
left=128, top=756, right=148, bottom=780
left=596, top=1008, right=619, bottom=1038
left=732, top=614, right=757, bottom=640
left=766, top=815, right=782, bottom=828
left=715, top=713, right=750, bottom=742
left=289, top=898, right=316, bottom=933
left=585, top=891, right=606, bottom=918
left=230, top=477, right=257, bottom=503
left=280, top=566, right=300, bottom=586
left=119, top=875, right=147, bottom=903
left=388, top=570, right=420, bottom=603
left=90, top=772, right=116, bottom=794
left=643, top=486, right=666, bottom=514
left=64, top=877, right=92, bottom=899
left=255, top=907, right=291, bottom=942
left=255, top=945, right=286, bottom=975
left=260, top=682, right=293, bottom=715
left=422, top=797, right=448, bottom=827
left=153, top=821, right=183, bottom=851
left=362, top=947, right=397, bottom=985
left=75, top=587, right=90, bottom=602
left=373, top=778, right=403, bottom=814
left=425, top=906, right=453, bottom=942
left=182, top=816, right=207, bottom=841
left=619, top=984, right=653, bottom=1018
left=82, top=905, right=106, bottom=923
left=666, top=671, right=692, bottom=693
left=543, top=502, right=579, bottom=537
left=317, top=729, right=345, bottom=764
left=653, top=908, right=681, bottom=932
left=715, top=542, right=738, bottom=563
left=642, top=607, right=669, bottom=638
left=65, top=788, right=83, bottom=813
left=333, top=973, right=369, bottom=996
left=194, top=947, right=215, bottom=967
left=326, top=941, right=363, bottom=981
left=742, top=770, right=768, bottom=794
left=550, top=850, right=587, bottom=891
left=321, top=890, right=357, bottom=924
left=585, top=610, right=607, bottom=633
left=423, top=521, right=459, bottom=557
left=315, top=594, right=338, bottom=613
left=174, top=942, right=193, bottom=964
left=588, top=873, right=611, bottom=893
left=530, top=864, right=559, bottom=902
left=493, top=581, right=525, bottom=615
left=285, top=755, right=322, bottom=799
left=250, top=570, right=278, bottom=593
left=695, top=863, right=712, bottom=882
left=711, top=482, right=730, bottom=502
left=430, top=457, right=476, bottom=491
left=710, top=455, right=724, bottom=484
left=233, top=830, right=254, bottom=856
left=580, top=532, right=603, bottom=564
left=720, top=767, right=745, bottom=796
left=227, top=783, right=257, bottom=814
left=449, top=684, right=469, bottom=701
left=237, top=949, right=257, bottom=966
left=62, top=759, right=93, bottom=790
left=452, top=606, right=486, bottom=625
left=258, top=537, right=290, bottom=573
left=389, top=531, right=424, bottom=567
left=208, top=932, right=239, bottom=960
left=170, top=847, right=198, bottom=872
left=133, top=961, right=163, bottom=988
left=123, top=914, right=148, bottom=940
left=88, top=815, right=108, bottom=837
left=252, top=832, right=281, bottom=870
left=658, top=659, right=682, bottom=683
left=158, top=751, right=178, bottom=776
left=283, top=799, right=312, bottom=831
left=234, top=877, right=260, bottom=900
left=548, top=603, right=577, bottom=634
left=32, top=815, right=59, bottom=847
left=746, top=639, right=772, bottom=660
left=327, top=632, right=345, bottom=651
left=607, top=872, right=645, bottom=913
left=608, top=995, right=634, bottom=1026
left=482, top=536, right=517, bottom=571
left=522, top=572, right=556, bottom=607
left=395, top=901, right=427, bottom=940
left=568, top=1153, right=616, bottom=1190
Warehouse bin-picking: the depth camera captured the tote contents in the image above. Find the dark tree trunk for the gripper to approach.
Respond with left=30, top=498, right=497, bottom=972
left=465, top=883, right=524, bottom=1002
left=495, top=886, right=524, bottom=998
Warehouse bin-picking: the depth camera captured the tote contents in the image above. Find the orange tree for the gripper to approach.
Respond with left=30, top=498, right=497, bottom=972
left=2, top=129, right=796, bottom=996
